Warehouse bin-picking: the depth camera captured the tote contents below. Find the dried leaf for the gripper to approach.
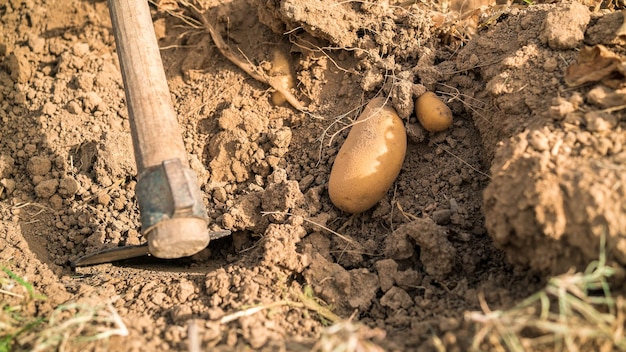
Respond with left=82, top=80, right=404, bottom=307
left=154, top=0, right=180, bottom=12
left=565, top=45, right=624, bottom=87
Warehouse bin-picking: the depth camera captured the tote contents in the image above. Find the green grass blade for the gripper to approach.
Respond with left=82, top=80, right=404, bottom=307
left=1, top=267, right=47, bottom=301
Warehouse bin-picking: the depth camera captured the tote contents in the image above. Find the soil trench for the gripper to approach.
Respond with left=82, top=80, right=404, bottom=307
left=1, top=0, right=625, bottom=350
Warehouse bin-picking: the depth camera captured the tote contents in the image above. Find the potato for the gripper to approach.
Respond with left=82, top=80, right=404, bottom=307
left=269, top=48, right=295, bottom=106
left=329, top=97, right=407, bottom=213
left=415, top=92, right=453, bottom=132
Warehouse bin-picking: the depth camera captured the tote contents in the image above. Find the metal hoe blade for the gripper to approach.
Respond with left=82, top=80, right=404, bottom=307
left=72, top=230, right=232, bottom=267
left=71, top=244, right=150, bottom=267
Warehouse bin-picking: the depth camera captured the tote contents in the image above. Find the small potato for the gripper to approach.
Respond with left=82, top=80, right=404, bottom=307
left=415, top=92, right=453, bottom=132
left=269, top=48, right=295, bottom=106
left=329, top=97, right=407, bottom=214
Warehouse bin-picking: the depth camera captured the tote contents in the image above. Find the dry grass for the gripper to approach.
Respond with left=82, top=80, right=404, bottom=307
left=24, top=299, right=128, bottom=352
left=311, top=317, right=386, bottom=352
left=0, top=266, right=127, bottom=352
left=467, top=234, right=626, bottom=352
left=185, top=282, right=383, bottom=352
left=0, top=266, right=47, bottom=352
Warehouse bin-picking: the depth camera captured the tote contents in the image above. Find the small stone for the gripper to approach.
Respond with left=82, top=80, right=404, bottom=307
left=449, top=175, right=462, bottom=186
left=0, top=155, right=15, bottom=178
left=569, top=93, right=584, bottom=107
left=528, top=130, right=550, bottom=151
left=1, top=178, right=16, bottom=196
left=380, top=286, right=413, bottom=310
left=586, top=85, right=626, bottom=109
left=406, top=123, right=426, bottom=144
left=432, top=209, right=451, bottom=225
left=49, top=194, right=63, bottom=210
left=584, top=111, right=617, bottom=132
left=384, top=229, right=415, bottom=260
left=213, top=187, right=227, bottom=202
left=42, top=102, right=57, bottom=116
left=170, top=304, right=192, bottom=324
left=176, top=279, right=196, bottom=302
left=375, top=259, right=398, bottom=292
left=27, top=34, right=45, bottom=54
left=394, top=269, right=422, bottom=288
left=97, top=193, right=111, bottom=205
left=577, top=131, right=592, bottom=145
left=270, top=127, right=292, bottom=149
left=58, top=177, right=79, bottom=198
left=543, top=57, right=558, bottom=72
left=34, top=179, right=59, bottom=198
left=82, top=92, right=103, bottom=112
left=67, top=100, right=81, bottom=114
left=6, top=50, right=32, bottom=83
left=113, top=196, right=126, bottom=211
left=299, top=174, right=315, bottom=190
left=549, top=97, right=575, bottom=120
left=27, top=156, right=52, bottom=176
left=72, top=42, right=90, bottom=57
left=153, top=18, right=167, bottom=40
left=221, top=213, right=235, bottom=228
left=268, top=168, right=287, bottom=184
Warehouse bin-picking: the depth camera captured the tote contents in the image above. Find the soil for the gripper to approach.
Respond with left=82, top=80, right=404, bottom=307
left=1, top=0, right=625, bottom=350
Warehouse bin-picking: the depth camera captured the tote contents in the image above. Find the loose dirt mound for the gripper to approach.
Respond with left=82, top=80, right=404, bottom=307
left=449, top=3, right=626, bottom=274
left=1, top=0, right=624, bottom=350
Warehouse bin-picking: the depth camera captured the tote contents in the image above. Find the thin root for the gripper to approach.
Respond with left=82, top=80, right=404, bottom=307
left=184, top=3, right=308, bottom=112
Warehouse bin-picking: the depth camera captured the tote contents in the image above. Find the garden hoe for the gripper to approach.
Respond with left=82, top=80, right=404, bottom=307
left=72, top=0, right=229, bottom=266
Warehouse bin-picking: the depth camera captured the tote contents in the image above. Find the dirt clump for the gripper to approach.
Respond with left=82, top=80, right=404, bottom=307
left=446, top=3, right=626, bottom=274
left=386, top=218, right=456, bottom=280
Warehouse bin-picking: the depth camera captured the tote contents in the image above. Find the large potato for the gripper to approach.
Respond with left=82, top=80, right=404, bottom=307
left=328, top=97, right=407, bottom=213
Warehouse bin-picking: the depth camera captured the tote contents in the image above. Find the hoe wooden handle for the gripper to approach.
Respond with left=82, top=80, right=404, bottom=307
left=108, top=0, right=188, bottom=172
left=108, top=0, right=210, bottom=258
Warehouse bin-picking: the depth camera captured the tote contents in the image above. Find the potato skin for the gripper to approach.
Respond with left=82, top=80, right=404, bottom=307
left=329, top=97, right=407, bottom=213
left=269, top=49, right=294, bottom=106
left=415, top=92, right=453, bottom=132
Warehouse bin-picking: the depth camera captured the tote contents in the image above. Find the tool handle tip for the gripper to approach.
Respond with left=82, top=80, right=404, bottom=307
left=147, top=217, right=210, bottom=259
